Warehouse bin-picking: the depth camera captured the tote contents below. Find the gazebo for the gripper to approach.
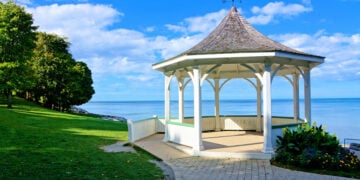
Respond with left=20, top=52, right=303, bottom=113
left=152, top=7, right=324, bottom=155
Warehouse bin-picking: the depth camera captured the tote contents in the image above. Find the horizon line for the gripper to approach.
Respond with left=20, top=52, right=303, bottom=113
left=87, top=97, right=360, bottom=103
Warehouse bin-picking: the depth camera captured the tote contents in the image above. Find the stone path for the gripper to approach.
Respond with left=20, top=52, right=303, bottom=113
left=101, top=142, right=135, bottom=153
left=166, top=157, right=355, bottom=180
left=135, top=134, right=358, bottom=180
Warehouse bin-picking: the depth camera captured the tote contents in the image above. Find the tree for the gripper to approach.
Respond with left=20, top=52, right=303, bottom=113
left=67, top=61, right=95, bottom=106
left=30, top=32, right=94, bottom=111
left=0, top=1, right=37, bottom=108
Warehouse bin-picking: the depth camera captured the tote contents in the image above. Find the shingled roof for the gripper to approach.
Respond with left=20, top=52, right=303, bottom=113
left=182, top=7, right=319, bottom=57
left=153, top=7, right=325, bottom=72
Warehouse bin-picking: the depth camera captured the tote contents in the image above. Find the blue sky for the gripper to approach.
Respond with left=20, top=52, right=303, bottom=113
left=16, top=0, right=360, bottom=101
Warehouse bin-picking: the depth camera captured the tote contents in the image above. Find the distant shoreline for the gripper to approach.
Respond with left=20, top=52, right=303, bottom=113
left=71, top=106, right=127, bottom=122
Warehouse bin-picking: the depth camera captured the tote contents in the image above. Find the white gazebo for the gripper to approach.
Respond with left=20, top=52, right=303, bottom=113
left=152, top=7, right=324, bottom=155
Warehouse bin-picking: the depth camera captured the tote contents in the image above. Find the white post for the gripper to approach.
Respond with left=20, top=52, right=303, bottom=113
left=262, top=64, right=274, bottom=153
left=127, top=120, right=134, bottom=143
left=293, top=74, right=300, bottom=122
left=178, top=78, right=184, bottom=122
left=164, top=75, right=171, bottom=142
left=193, top=67, right=204, bottom=152
left=256, top=78, right=262, bottom=132
left=304, top=68, right=311, bottom=124
left=214, top=78, right=221, bottom=131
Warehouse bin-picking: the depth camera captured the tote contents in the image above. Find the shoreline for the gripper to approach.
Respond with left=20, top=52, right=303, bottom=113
left=71, top=106, right=127, bottom=122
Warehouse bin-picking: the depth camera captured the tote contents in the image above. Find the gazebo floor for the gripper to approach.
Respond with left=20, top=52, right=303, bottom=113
left=171, top=131, right=270, bottom=159
left=202, top=131, right=263, bottom=153
left=135, top=131, right=271, bottom=159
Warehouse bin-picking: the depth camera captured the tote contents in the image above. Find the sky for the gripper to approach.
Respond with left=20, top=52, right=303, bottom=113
left=13, top=0, right=360, bottom=101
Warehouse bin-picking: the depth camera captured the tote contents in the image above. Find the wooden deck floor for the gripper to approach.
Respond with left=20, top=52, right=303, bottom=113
left=202, top=131, right=263, bottom=153
left=135, top=131, right=267, bottom=159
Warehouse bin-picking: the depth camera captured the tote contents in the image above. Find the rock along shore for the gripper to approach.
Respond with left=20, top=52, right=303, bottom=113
left=71, top=106, right=127, bottom=122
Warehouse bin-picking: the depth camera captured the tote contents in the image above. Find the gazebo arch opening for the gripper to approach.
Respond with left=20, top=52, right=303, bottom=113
left=271, top=75, right=299, bottom=117
left=152, top=6, right=324, bottom=157
left=219, top=78, right=258, bottom=114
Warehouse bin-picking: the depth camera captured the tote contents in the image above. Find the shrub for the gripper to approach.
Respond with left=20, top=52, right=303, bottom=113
left=276, top=123, right=339, bottom=156
left=273, top=123, right=360, bottom=172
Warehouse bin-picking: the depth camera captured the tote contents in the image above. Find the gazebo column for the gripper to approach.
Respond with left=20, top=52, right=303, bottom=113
left=193, top=66, right=204, bottom=152
left=178, top=78, right=184, bottom=122
left=304, top=68, right=311, bottom=124
left=256, top=78, right=262, bottom=132
left=293, top=74, right=300, bottom=122
left=163, top=75, right=172, bottom=142
left=214, top=78, right=221, bottom=131
left=262, top=64, right=274, bottom=153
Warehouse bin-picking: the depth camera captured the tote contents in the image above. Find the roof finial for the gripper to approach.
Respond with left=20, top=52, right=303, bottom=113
left=222, top=0, right=242, bottom=7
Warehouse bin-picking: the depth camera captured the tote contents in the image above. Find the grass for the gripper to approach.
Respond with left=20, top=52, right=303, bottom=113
left=0, top=97, right=163, bottom=179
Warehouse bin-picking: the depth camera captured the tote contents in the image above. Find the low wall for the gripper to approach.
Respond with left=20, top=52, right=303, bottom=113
left=222, top=115, right=258, bottom=130
left=128, top=115, right=303, bottom=146
left=183, top=116, right=216, bottom=131
left=181, top=115, right=299, bottom=131
left=127, top=117, right=181, bottom=142
left=156, top=118, right=166, bottom=133
left=272, top=116, right=302, bottom=125
left=127, top=117, right=156, bottom=143
left=167, top=121, right=194, bottom=147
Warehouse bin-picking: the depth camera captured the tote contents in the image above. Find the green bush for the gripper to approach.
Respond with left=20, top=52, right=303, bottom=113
left=273, top=123, right=360, bottom=172
left=276, top=123, right=339, bottom=156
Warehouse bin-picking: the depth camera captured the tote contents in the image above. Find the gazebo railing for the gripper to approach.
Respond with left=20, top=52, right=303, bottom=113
left=167, top=121, right=194, bottom=147
left=127, top=115, right=304, bottom=144
left=127, top=116, right=169, bottom=143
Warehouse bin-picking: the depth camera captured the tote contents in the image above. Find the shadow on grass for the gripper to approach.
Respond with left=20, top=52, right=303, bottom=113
left=0, top=97, right=164, bottom=179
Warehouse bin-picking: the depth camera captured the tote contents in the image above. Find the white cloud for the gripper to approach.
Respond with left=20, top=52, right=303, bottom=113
left=27, top=4, right=148, bottom=57
left=152, top=35, right=203, bottom=59
left=166, top=9, right=227, bottom=35
left=248, top=1, right=312, bottom=25
left=27, top=3, right=159, bottom=80
left=83, top=56, right=157, bottom=83
left=158, top=9, right=229, bottom=58
left=302, top=0, right=312, bottom=6
left=126, top=75, right=155, bottom=82
left=247, top=14, right=273, bottom=25
left=26, top=2, right=360, bottom=100
left=165, top=24, right=187, bottom=34
left=27, top=3, right=217, bottom=88
left=270, top=31, right=360, bottom=80
left=145, top=26, right=155, bottom=32
left=184, top=9, right=227, bottom=34
left=28, top=4, right=121, bottom=32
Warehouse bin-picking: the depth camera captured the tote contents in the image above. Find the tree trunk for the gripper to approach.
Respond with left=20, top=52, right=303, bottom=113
left=7, top=90, right=12, bottom=109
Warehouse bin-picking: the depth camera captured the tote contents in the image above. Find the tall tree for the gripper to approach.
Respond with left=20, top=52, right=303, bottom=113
left=68, top=61, right=95, bottom=106
left=0, top=1, right=37, bottom=108
left=31, top=32, right=94, bottom=111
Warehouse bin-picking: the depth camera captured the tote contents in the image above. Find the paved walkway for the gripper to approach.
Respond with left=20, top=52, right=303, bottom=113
left=135, top=134, right=357, bottom=180
left=167, top=157, right=355, bottom=180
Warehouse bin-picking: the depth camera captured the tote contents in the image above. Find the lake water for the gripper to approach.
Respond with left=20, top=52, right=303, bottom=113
left=80, top=98, right=360, bottom=143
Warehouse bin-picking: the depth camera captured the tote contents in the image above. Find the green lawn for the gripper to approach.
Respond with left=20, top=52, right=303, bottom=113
left=0, top=97, right=163, bottom=179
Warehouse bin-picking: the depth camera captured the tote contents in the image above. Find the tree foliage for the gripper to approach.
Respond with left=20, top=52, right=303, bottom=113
left=0, top=0, right=37, bottom=108
left=28, top=32, right=94, bottom=111
left=0, top=1, right=95, bottom=110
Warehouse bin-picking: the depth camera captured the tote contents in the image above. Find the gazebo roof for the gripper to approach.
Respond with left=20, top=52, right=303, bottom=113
left=184, top=7, right=314, bottom=56
left=153, top=7, right=324, bottom=73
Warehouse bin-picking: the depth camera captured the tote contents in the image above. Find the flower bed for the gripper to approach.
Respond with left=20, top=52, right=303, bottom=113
left=271, top=123, right=360, bottom=178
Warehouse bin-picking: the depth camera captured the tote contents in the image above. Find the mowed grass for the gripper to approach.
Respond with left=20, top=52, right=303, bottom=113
left=0, top=97, right=163, bottom=179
